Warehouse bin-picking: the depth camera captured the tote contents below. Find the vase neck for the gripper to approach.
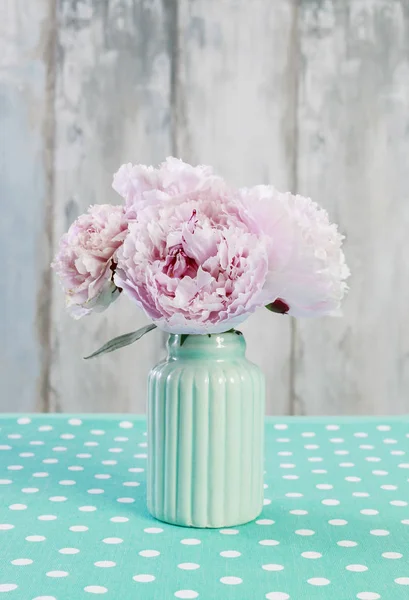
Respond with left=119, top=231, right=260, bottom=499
left=167, top=332, right=246, bottom=360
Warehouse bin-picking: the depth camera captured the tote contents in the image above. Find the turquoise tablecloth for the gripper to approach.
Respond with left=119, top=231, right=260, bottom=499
left=0, top=415, right=408, bottom=599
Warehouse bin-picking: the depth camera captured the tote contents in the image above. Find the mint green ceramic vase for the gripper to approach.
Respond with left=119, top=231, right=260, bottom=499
left=147, top=332, right=265, bottom=528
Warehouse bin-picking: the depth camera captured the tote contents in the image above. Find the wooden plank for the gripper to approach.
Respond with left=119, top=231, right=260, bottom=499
left=0, top=0, right=55, bottom=412
left=50, top=0, right=171, bottom=412
left=295, top=0, right=409, bottom=414
left=176, top=0, right=298, bottom=414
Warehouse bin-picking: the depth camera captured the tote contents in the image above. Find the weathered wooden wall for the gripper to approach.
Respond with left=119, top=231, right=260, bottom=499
left=1, top=0, right=408, bottom=415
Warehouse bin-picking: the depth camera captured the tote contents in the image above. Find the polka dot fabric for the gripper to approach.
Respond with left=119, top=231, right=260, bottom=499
left=0, top=416, right=408, bottom=599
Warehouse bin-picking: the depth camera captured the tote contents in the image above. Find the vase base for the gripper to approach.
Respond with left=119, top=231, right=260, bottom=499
left=147, top=506, right=263, bottom=529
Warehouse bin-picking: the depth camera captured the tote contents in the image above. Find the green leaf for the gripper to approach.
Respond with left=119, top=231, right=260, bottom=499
left=84, top=324, right=157, bottom=359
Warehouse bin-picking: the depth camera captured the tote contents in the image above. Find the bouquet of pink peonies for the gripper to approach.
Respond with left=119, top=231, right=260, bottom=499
left=52, top=157, right=350, bottom=357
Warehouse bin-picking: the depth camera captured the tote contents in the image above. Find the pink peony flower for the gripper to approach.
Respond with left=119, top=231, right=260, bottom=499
left=239, top=185, right=350, bottom=317
left=52, top=204, right=128, bottom=318
left=114, top=169, right=270, bottom=333
left=112, top=156, right=225, bottom=217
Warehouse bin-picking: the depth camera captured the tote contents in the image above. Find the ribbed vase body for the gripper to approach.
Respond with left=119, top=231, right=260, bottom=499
left=147, top=332, right=265, bottom=528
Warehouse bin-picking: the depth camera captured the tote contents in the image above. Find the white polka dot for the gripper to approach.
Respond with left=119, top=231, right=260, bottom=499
left=280, top=463, right=296, bottom=469
left=256, top=519, right=275, bottom=524
left=114, top=436, right=129, bottom=442
left=134, top=453, right=147, bottom=458
left=25, top=536, right=45, bottom=542
left=382, top=552, right=402, bottom=559
left=220, top=576, right=242, bottom=585
left=138, top=442, right=147, bottom=448
left=390, top=500, right=408, bottom=506
left=79, top=506, right=97, bottom=512
left=0, top=524, right=14, bottom=530
left=305, top=444, right=320, bottom=450
left=128, top=467, right=144, bottom=473
left=9, top=504, right=27, bottom=511
left=19, top=452, right=34, bottom=457
left=381, top=484, right=397, bottom=490
left=94, top=561, right=116, bottom=568
left=144, top=527, right=163, bottom=534
left=133, top=574, right=155, bottom=582
left=401, top=519, right=409, bottom=525
left=360, top=444, right=374, bottom=450
left=295, top=529, right=315, bottom=536
left=308, top=578, right=330, bottom=586
left=88, top=489, right=104, bottom=495
left=353, top=492, right=370, bottom=498
left=178, top=563, right=200, bottom=570
left=38, top=425, right=53, bottom=431
left=8, top=434, right=21, bottom=439
left=302, top=432, right=316, bottom=437
left=59, top=480, right=76, bottom=486
left=370, top=529, right=389, bottom=536
left=276, top=438, right=291, bottom=443
left=312, top=469, right=327, bottom=474
left=38, top=515, right=57, bottom=521
left=262, top=564, right=284, bottom=571
left=263, top=499, right=272, bottom=505
left=68, top=466, right=84, bottom=471
left=84, top=586, right=108, bottom=594
left=32, top=597, right=57, bottom=600
left=139, top=550, right=160, bottom=557
left=360, top=509, right=379, bottom=515
left=181, top=538, right=201, bottom=545
left=174, top=592, right=198, bottom=599
left=33, top=472, right=48, bottom=478
left=85, top=442, right=99, bottom=447
left=59, top=548, right=79, bottom=554
left=334, top=450, right=349, bottom=455
left=69, top=526, right=88, bottom=532
left=340, top=463, right=355, bottom=468
left=372, top=470, right=388, bottom=476
left=103, top=537, right=123, bottom=544
left=286, top=492, right=303, bottom=498
left=290, top=509, right=308, bottom=515
left=220, top=551, right=241, bottom=558
left=302, top=552, right=322, bottom=559
left=274, top=424, right=288, bottom=430
left=30, top=441, right=44, bottom=446
left=110, top=517, right=129, bottom=523
left=52, top=446, right=67, bottom=452
left=49, top=496, right=67, bottom=502
left=91, top=430, right=105, bottom=436
left=17, top=417, right=31, bottom=425
left=0, top=480, right=12, bottom=485
left=283, top=475, right=299, bottom=480
left=123, top=481, right=140, bottom=487
left=330, top=438, right=344, bottom=443
left=322, top=499, right=340, bottom=506
left=119, top=421, right=134, bottom=429
left=391, top=450, right=405, bottom=455
left=266, top=594, right=290, bottom=600
left=43, top=457, right=59, bottom=463
left=337, top=540, right=358, bottom=547
left=395, top=578, right=409, bottom=585
left=60, top=433, right=75, bottom=439
left=109, top=448, right=123, bottom=453
left=308, top=457, right=323, bottom=462
left=117, top=497, right=134, bottom=503
left=278, top=451, right=292, bottom=456
left=77, top=453, right=91, bottom=459
left=345, top=476, right=361, bottom=482
left=95, top=474, right=111, bottom=479
left=356, top=594, right=380, bottom=600
left=326, top=425, right=340, bottom=430
left=383, top=438, right=397, bottom=444
left=329, top=519, right=348, bottom=526
left=21, top=488, right=39, bottom=495
left=398, top=463, right=409, bottom=469
left=354, top=432, right=368, bottom=438
left=11, top=559, right=33, bottom=565
left=346, top=564, right=368, bottom=572
left=219, top=529, right=239, bottom=535
left=316, top=484, right=333, bottom=490
left=0, top=585, right=18, bottom=592
left=259, top=539, right=280, bottom=546
left=7, top=466, right=23, bottom=471
left=68, top=419, right=82, bottom=425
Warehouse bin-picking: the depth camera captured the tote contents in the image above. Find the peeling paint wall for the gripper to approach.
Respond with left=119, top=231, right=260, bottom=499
left=1, top=0, right=408, bottom=414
